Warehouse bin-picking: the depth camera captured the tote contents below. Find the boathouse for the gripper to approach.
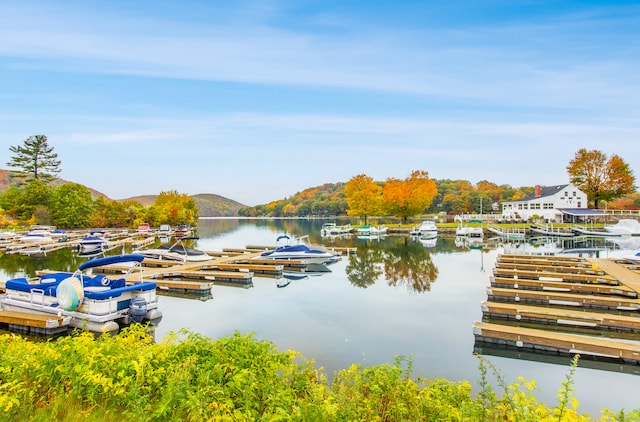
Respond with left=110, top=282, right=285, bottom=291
left=501, top=183, right=591, bottom=223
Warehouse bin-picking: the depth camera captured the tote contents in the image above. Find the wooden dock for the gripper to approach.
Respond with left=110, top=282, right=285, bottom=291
left=476, top=253, right=640, bottom=365
left=0, top=310, right=70, bottom=336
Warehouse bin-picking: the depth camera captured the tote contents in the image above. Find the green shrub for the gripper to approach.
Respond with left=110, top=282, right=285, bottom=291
left=0, top=326, right=638, bottom=421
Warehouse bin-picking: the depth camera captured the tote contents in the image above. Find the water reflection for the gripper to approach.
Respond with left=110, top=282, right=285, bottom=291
left=381, top=238, right=438, bottom=292
left=345, top=242, right=384, bottom=288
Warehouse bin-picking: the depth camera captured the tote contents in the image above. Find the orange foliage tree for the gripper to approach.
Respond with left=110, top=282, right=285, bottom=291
left=344, top=174, right=383, bottom=225
left=382, top=170, right=438, bottom=223
left=567, top=149, right=636, bottom=208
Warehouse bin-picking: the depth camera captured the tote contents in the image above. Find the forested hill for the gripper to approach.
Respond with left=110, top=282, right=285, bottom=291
left=0, top=169, right=106, bottom=199
left=238, top=182, right=348, bottom=217
left=0, top=169, right=246, bottom=217
left=122, top=193, right=246, bottom=217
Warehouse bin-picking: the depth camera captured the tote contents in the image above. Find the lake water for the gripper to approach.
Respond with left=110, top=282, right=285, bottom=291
left=1, top=217, right=639, bottom=416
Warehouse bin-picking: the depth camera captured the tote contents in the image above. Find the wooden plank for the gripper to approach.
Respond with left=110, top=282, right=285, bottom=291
left=588, top=258, right=640, bottom=295
left=487, top=287, right=640, bottom=311
left=481, top=302, right=640, bottom=332
left=492, top=267, right=617, bottom=285
left=0, top=310, right=69, bottom=329
left=495, top=261, right=606, bottom=276
left=474, top=321, right=640, bottom=362
left=154, top=270, right=252, bottom=281
left=201, top=263, right=284, bottom=274
left=499, top=254, right=587, bottom=264
left=153, top=280, right=213, bottom=292
left=490, top=275, right=638, bottom=298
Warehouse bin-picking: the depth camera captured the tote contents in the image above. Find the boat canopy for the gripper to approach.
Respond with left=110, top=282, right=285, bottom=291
left=78, top=254, right=145, bottom=271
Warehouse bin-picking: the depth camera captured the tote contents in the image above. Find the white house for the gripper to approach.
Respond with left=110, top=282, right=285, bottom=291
left=501, top=184, right=590, bottom=223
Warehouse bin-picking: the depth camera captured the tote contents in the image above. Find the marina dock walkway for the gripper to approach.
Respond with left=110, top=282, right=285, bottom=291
left=476, top=253, right=640, bottom=365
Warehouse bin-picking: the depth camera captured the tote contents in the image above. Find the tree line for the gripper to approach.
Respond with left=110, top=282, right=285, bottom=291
left=3, top=135, right=637, bottom=226
left=1, top=135, right=199, bottom=229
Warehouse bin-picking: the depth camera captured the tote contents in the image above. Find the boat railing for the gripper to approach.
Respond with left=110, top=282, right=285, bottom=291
left=29, top=288, right=47, bottom=307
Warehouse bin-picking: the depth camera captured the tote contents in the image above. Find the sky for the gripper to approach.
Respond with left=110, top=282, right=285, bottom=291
left=0, top=1, right=639, bottom=206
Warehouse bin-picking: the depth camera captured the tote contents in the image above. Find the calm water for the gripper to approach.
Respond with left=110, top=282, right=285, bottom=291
left=2, top=217, right=639, bottom=415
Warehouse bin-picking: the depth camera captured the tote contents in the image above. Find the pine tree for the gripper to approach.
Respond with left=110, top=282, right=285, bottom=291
left=6, top=135, right=61, bottom=183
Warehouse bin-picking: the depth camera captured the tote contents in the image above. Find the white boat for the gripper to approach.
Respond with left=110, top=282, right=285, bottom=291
left=18, top=226, right=54, bottom=243
left=257, top=235, right=338, bottom=265
left=158, top=224, right=172, bottom=237
left=621, top=251, right=640, bottom=263
left=411, top=220, right=438, bottom=238
left=321, top=222, right=353, bottom=236
left=356, top=225, right=388, bottom=236
left=134, top=236, right=212, bottom=262
left=77, top=230, right=110, bottom=254
left=0, top=254, right=162, bottom=334
left=455, top=219, right=483, bottom=239
left=605, top=219, right=640, bottom=236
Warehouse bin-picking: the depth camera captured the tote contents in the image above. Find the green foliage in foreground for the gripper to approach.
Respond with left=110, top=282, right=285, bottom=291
left=0, top=326, right=638, bottom=421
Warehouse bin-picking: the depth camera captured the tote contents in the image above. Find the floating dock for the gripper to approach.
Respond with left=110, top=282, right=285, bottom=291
left=0, top=310, right=70, bottom=336
left=476, top=253, right=640, bottom=365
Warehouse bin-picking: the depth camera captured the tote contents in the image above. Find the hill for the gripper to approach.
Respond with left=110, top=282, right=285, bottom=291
left=121, top=193, right=246, bottom=217
left=0, top=169, right=246, bottom=217
left=0, top=169, right=107, bottom=199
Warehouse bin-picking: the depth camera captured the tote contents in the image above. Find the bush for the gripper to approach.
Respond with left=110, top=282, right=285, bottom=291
left=0, top=326, right=637, bottom=421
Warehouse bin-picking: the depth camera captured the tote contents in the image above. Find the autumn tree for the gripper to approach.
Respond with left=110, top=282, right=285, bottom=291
left=344, top=174, right=383, bottom=224
left=567, top=148, right=636, bottom=208
left=382, top=170, right=438, bottom=223
left=150, top=190, right=199, bottom=227
left=6, top=135, right=61, bottom=183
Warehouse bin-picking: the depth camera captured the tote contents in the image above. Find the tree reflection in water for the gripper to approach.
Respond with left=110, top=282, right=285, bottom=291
left=346, top=238, right=438, bottom=292
left=345, top=241, right=385, bottom=288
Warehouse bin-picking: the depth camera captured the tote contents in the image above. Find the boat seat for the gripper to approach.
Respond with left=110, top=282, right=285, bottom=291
left=85, top=274, right=126, bottom=289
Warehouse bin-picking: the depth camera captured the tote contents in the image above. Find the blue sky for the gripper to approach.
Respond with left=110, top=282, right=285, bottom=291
left=1, top=1, right=638, bottom=206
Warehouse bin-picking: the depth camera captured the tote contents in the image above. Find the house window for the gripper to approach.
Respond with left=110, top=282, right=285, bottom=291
left=531, top=203, right=540, bottom=209
left=543, top=203, right=553, bottom=209
left=573, top=192, right=576, bottom=196
left=577, top=202, right=582, bottom=207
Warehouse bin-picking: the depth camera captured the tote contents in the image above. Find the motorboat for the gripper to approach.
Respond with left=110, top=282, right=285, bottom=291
left=0, top=254, right=162, bottom=334
left=158, top=224, right=172, bottom=237
left=257, top=235, right=339, bottom=265
left=605, top=219, right=640, bottom=236
left=356, top=225, right=388, bottom=236
left=621, top=251, right=640, bottom=263
left=321, top=222, right=353, bottom=236
left=136, top=223, right=151, bottom=235
left=174, top=224, right=192, bottom=238
left=134, top=236, right=212, bottom=262
left=18, top=226, right=54, bottom=243
left=411, top=220, right=438, bottom=239
left=77, top=230, right=110, bottom=254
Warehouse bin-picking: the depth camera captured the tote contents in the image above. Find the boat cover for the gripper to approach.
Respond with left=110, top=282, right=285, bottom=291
left=78, top=254, right=145, bottom=270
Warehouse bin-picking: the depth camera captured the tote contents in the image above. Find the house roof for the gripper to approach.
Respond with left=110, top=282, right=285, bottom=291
left=509, top=184, right=570, bottom=203
left=556, top=208, right=605, bottom=216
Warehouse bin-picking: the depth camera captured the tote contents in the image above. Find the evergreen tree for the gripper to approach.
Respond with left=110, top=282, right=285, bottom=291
left=6, top=135, right=61, bottom=183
